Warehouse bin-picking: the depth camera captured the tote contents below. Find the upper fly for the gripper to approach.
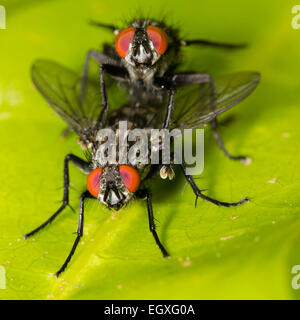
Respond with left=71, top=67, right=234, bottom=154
left=81, top=17, right=247, bottom=113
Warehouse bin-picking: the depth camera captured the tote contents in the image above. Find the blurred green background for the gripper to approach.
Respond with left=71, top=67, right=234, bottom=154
left=0, top=0, right=300, bottom=299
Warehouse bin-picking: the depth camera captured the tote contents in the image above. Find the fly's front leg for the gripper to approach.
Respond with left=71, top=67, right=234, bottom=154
left=55, top=191, right=94, bottom=277
left=171, top=72, right=215, bottom=116
left=136, top=189, right=169, bottom=258
left=89, top=20, right=119, bottom=32
left=94, top=64, right=109, bottom=131
left=180, top=161, right=248, bottom=208
left=94, top=64, right=131, bottom=130
left=80, top=50, right=121, bottom=104
left=181, top=39, right=246, bottom=49
left=81, top=50, right=129, bottom=131
left=163, top=88, right=176, bottom=129
left=161, top=74, right=215, bottom=180
left=23, top=154, right=91, bottom=239
left=157, top=89, right=176, bottom=180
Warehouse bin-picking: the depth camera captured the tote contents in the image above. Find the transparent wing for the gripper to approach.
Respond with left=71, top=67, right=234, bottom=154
left=171, top=71, right=260, bottom=130
left=31, top=59, right=102, bottom=135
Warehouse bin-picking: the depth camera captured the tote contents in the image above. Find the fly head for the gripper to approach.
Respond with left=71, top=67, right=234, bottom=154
left=115, top=19, right=180, bottom=84
left=87, top=165, right=140, bottom=211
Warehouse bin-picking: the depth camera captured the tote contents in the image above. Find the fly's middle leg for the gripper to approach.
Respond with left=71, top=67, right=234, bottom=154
left=171, top=72, right=248, bottom=161
left=180, top=161, right=248, bottom=208
left=205, top=74, right=248, bottom=163
left=211, top=118, right=248, bottom=162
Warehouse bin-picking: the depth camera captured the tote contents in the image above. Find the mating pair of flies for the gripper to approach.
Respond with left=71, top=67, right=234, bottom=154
left=23, top=19, right=260, bottom=277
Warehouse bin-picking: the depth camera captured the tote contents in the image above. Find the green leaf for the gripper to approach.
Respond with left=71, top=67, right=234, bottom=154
left=0, top=0, right=299, bottom=299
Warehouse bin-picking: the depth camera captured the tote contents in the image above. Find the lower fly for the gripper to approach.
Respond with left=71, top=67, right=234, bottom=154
left=23, top=59, right=259, bottom=277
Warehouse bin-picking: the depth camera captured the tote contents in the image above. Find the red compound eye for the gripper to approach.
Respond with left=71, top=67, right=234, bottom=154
left=87, top=168, right=103, bottom=198
left=115, top=27, right=135, bottom=58
left=146, top=25, right=168, bottom=55
left=119, top=165, right=140, bottom=193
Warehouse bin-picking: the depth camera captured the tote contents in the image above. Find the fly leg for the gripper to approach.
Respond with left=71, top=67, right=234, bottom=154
left=163, top=88, right=176, bottom=129
left=23, top=154, right=91, bottom=239
left=153, top=88, right=176, bottom=180
left=81, top=50, right=129, bottom=131
left=181, top=39, right=246, bottom=49
left=80, top=50, right=121, bottom=103
left=89, top=20, right=119, bottom=32
left=55, top=190, right=94, bottom=277
left=206, top=76, right=247, bottom=162
left=159, top=73, right=216, bottom=128
left=211, top=118, right=247, bottom=161
left=160, top=74, right=215, bottom=180
left=136, top=189, right=169, bottom=258
left=94, top=64, right=109, bottom=131
left=172, top=73, right=247, bottom=162
left=180, top=161, right=248, bottom=208
left=208, top=76, right=247, bottom=161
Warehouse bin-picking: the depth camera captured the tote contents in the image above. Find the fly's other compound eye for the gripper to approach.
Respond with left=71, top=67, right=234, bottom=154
left=119, top=165, right=140, bottom=193
left=115, top=27, right=135, bottom=58
left=87, top=168, right=103, bottom=198
left=146, top=26, right=168, bottom=55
